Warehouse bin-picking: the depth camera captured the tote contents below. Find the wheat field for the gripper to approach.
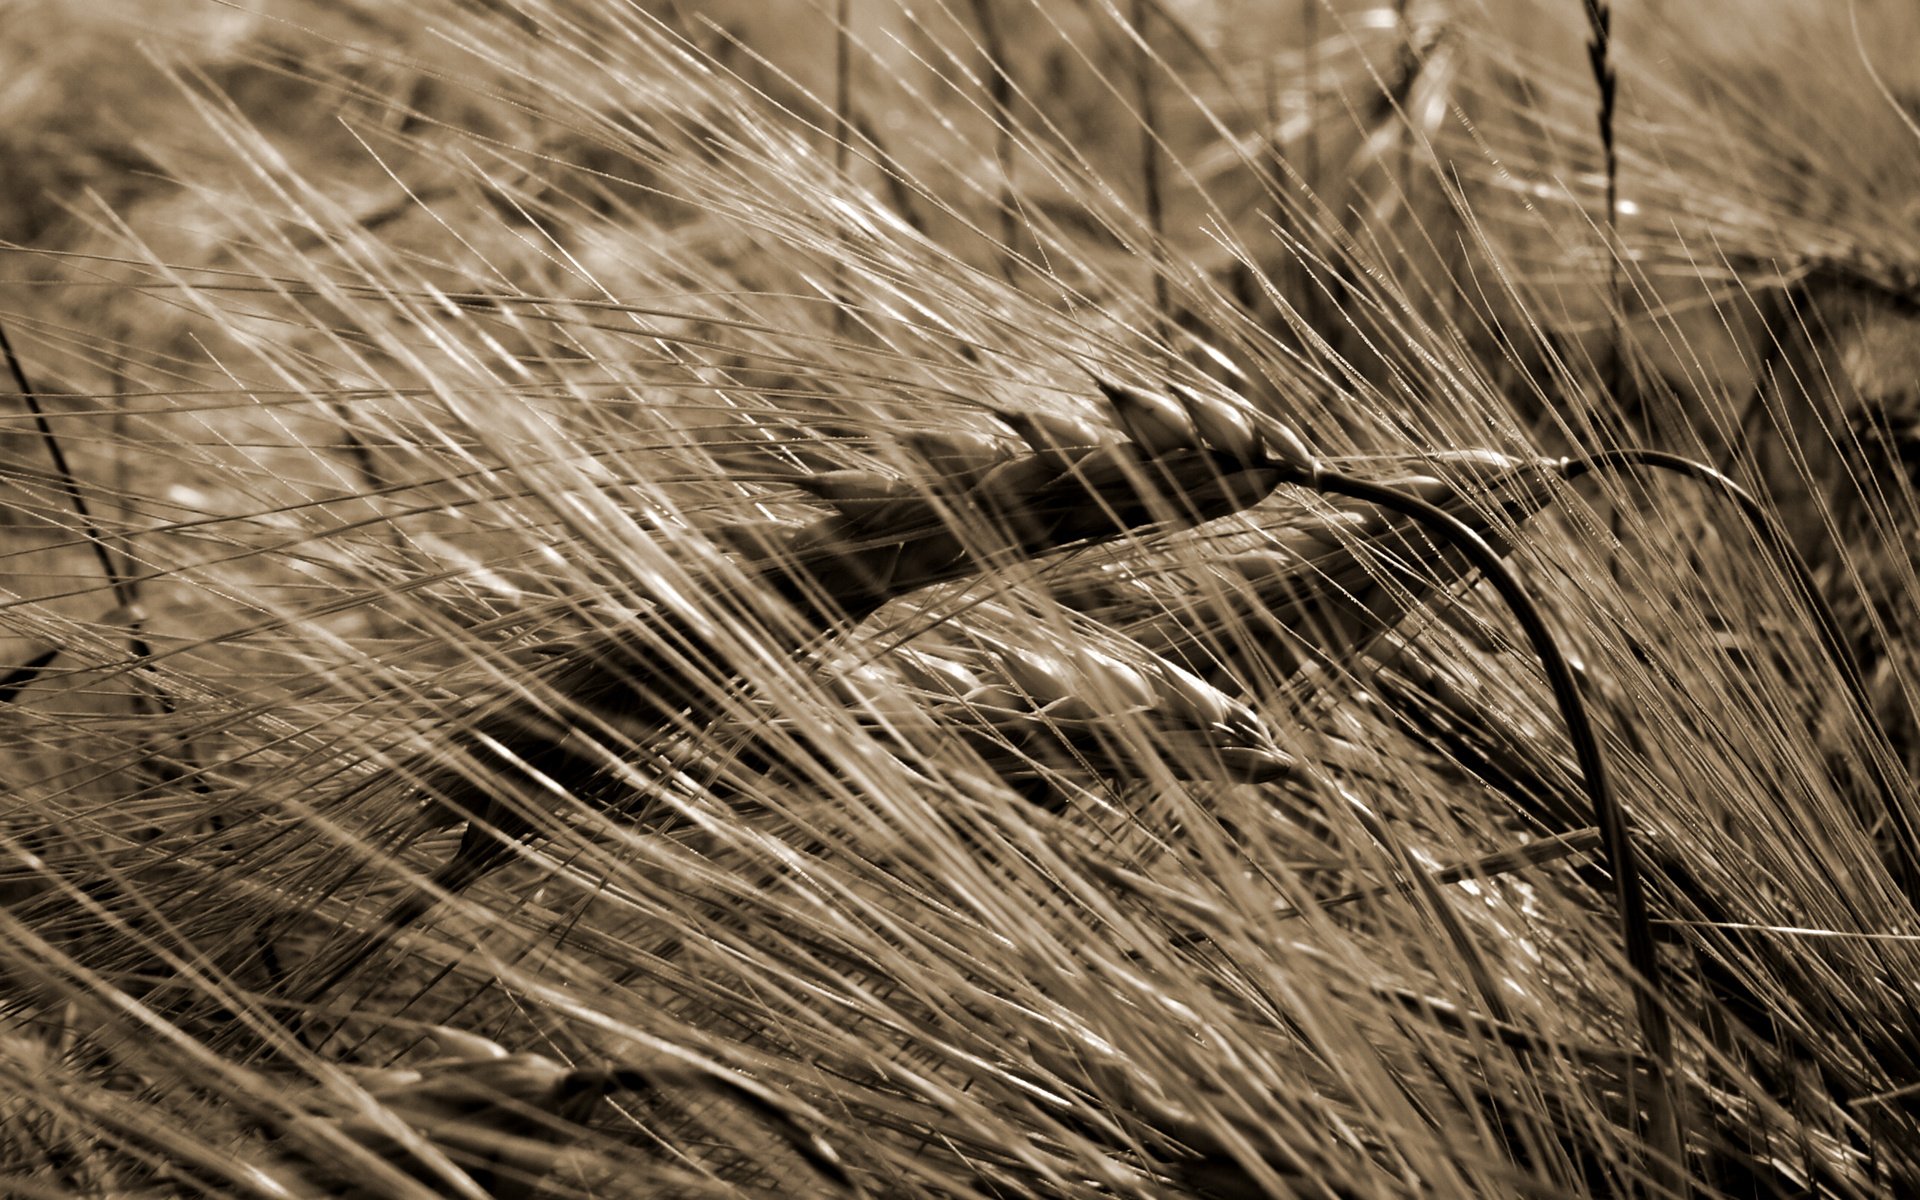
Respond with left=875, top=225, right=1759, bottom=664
left=2, top=1, right=1918, bottom=1196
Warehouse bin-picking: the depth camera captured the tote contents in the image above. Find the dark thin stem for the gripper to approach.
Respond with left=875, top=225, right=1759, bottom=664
left=832, top=0, right=852, bottom=176
left=1715, top=288, right=1795, bottom=477
left=1129, top=0, right=1169, bottom=342
left=0, top=324, right=276, bottom=988
left=1582, top=0, right=1625, bottom=436
left=1301, top=0, right=1320, bottom=190
left=1579, top=0, right=1637, bottom=618
left=831, top=0, right=854, bottom=335
left=1394, top=0, right=1417, bottom=199
left=0, top=323, right=168, bottom=715
left=1563, top=448, right=1920, bottom=898
left=0, top=324, right=129, bottom=606
left=851, top=111, right=926, bottom=234
left=1310, top=467, right=1684, bottom=1191
left=967, top=0, right=1018, bottom=279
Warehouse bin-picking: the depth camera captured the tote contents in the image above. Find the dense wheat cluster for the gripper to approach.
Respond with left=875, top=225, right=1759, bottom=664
left=2, top=0, right=1919, bottom=1196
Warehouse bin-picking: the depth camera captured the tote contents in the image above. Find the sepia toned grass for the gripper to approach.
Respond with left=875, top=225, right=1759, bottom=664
left=1, top=1, right=1918, bottom=1197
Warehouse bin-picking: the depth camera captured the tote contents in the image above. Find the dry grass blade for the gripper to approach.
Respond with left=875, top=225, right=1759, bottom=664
left=1020, top=1030, right=1367, bottom=1199
left=270, top=1025, right=849, bottom=1199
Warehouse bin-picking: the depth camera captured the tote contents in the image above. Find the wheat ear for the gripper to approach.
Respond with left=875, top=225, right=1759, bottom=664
left=1129, top=456, right=1563, bottom=689
left=288, top=386, right=1318, bottom=1005
left=897, top=627, right=1300, bottom=795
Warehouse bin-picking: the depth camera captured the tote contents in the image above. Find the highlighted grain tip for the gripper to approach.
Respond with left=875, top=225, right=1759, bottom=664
left=788, top=468, right=912, bottom=506
left=1098, top=380, right=1201, bottom=456
left=899, top=428, right=1008, bottom=474
left=1169, top=382, right=1261, bottom=464
left=996, top=408, right=1109, bottom=463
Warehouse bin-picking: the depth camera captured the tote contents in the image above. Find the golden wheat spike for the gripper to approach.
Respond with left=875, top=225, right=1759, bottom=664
left=292, top=419, right=1311, bottom=1004
left=925, top=631, right=1301, bottom=791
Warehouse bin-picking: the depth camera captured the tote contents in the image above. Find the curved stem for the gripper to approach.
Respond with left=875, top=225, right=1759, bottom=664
left=1563, top=448, right=1920, bottom=897
left=1309, top=468, right=1683, bottom=1185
